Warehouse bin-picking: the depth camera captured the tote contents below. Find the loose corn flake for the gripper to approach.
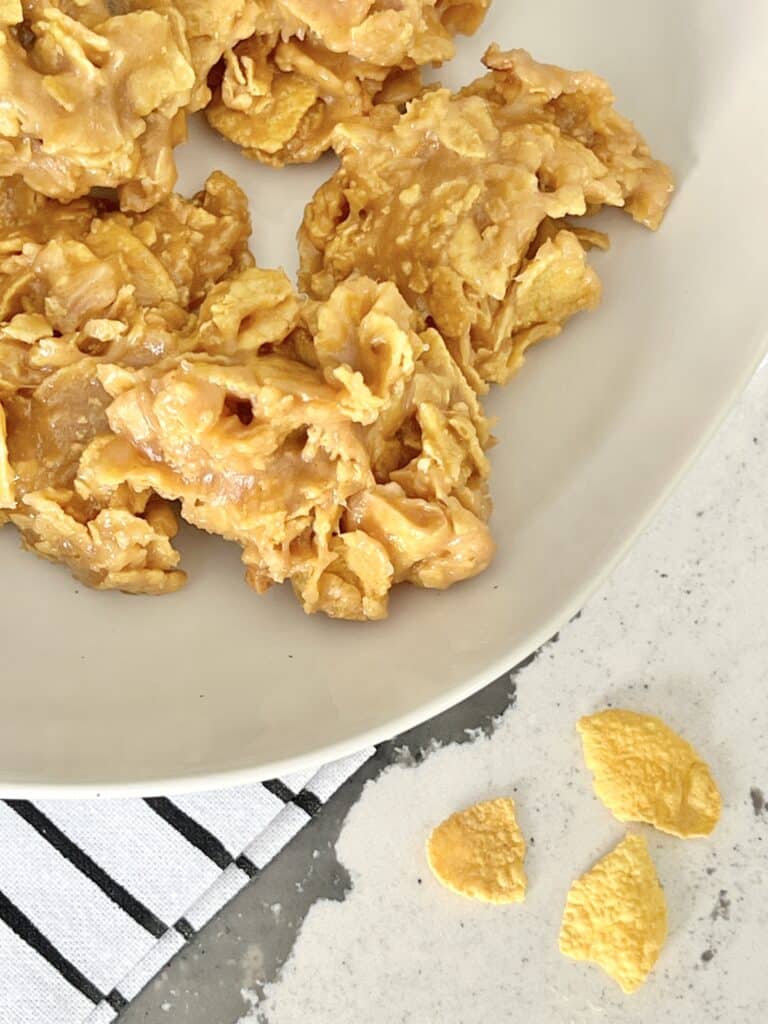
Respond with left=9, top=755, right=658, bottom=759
left=559, top=833, right=668, bottom=993
left=578, top=709, right=721, bottom=838
left=0, top=404, right=14, bottom=510
left=426, top=797, right=527, bottom=903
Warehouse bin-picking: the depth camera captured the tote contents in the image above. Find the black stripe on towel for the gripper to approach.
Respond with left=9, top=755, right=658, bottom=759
left=174, top=917, right=196, bottom=941
left=144, top=797, right=258, bottom=877
left=5, top=801, right=168, bottom=939
left=106, top=989, right=128, bottom=1012
left=292, top=789, right=323, bottom=818
left=261, top=779, right=296, bottom=804
left=235, top=854, right=260, bottom=879
left=144, top=798, right=233, bottom=870
left=262, top=779, right=322, bottom=817
left=0, top=889, right=103, bottom=1004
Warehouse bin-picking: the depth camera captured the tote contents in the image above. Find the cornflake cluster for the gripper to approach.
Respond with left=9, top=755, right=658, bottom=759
left=0, top=172, right=252, bottom=593
left=1, top=12, right=674, bottom=618
left=86, top=274, right=494, bottom=620
left=0, top=1, right=255, bottom=209
left=300, top=47, right=673, bottom=391
left=0, top=0, right=489, bottom=207
left=1, top=173, right=492, bottom=618
left=206, top=0, right=491, bottom=165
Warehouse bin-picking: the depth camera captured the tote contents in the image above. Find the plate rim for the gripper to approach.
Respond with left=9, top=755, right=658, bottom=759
left=4, top=344, right=765, bottom=797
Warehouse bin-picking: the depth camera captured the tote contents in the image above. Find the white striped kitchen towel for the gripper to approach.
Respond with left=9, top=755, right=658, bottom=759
left=0, top=749, right=372, bottom=1024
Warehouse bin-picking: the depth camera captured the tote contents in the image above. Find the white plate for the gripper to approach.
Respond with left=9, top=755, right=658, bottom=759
left=1, top=0, right=766, bottom=793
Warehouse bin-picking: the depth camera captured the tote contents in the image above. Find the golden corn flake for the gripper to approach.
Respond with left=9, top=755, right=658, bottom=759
left=578, top=709, right=721, bottom=838
left=426, top=797, right=527, bottom=903
left=0, top=404, right=14, bottom=510
left=559, top=833, right=668, bottom=993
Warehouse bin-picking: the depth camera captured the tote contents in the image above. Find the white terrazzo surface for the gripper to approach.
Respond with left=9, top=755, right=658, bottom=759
left=248, top=367, right=768, bottom=1023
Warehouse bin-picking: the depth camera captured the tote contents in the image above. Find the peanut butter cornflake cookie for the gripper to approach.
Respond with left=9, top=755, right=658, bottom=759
left=0, top=171, right=252, bottom=594
left=0, top=0, right=257, bottom=209
left=87, top=275, right=494, bottom=621
left=426, top=798, right=527, bottom=904
left=299, top=46, right=673, bottom=393
left=578, top=709, right=722, bottom=838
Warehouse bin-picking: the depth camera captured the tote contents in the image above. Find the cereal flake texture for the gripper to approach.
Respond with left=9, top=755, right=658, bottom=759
left=205, top=0, right=491, bottom=166
left=578, top=709, right=722, bottom=838
left=299, top=46, right=673, bottom=392
left=426, top=797, right=527, bottom=903
left=0, top=1, right=257, bottom=208
left=0, top=171, right=252, bottom=593
left=559, top=833, right=668, bottom=994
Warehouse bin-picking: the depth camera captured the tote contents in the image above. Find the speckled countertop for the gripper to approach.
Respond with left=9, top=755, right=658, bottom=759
left=120, top=369, right=768, bottom=1023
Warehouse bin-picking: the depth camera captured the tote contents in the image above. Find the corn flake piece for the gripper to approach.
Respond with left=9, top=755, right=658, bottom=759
left=559, top=833, right=668, bottom=993
left=0, top=404, right=15, bottom=509
left=426, top=797, right=526, bottom=903
left=578, top=709, right=721, bottom=838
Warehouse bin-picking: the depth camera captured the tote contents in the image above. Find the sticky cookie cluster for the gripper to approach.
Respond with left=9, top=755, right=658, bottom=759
left=0, top=3, right=673, bottom=618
